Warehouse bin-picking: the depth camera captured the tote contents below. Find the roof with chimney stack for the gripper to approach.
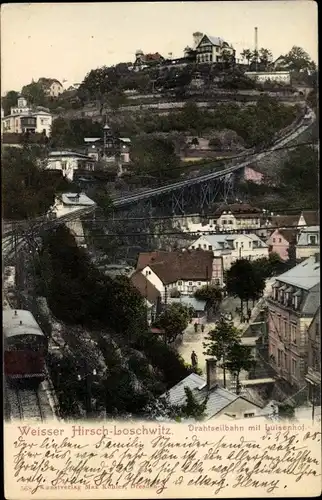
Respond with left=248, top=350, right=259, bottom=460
left=160, top=373, right=263, bottom=419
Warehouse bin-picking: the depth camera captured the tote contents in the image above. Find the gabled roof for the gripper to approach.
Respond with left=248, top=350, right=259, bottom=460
left=271, top=214, right=300, bottom=228
left=301, top=210, right=319, bottom=226
left=130, top=270, right=161, bottom=304
left=278, top=228, right=298, bottom=243
left=161, top=373, right=263, bottom=419
left=197, top=34, right=228, bottom=49
left=137, top=250, right=213, bottom=285
left=38, top=77, right=63, bottom=88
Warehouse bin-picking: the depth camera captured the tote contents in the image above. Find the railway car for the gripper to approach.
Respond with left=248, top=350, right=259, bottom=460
left=3, top=309, right=48, bottom=381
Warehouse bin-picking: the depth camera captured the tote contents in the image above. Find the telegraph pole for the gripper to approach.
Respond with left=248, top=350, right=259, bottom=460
left=254, top=27, right=258, bottom=72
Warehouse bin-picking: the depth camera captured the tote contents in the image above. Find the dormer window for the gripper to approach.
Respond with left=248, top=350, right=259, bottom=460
left=309, top=235, right=317, bottom=245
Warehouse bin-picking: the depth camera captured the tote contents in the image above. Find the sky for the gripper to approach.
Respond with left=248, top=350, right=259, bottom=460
left=1, top=1, right=318, bottom=94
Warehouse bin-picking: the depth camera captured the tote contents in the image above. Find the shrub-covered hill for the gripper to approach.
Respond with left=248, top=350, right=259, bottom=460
left=33, top=225, right=190, bottom=420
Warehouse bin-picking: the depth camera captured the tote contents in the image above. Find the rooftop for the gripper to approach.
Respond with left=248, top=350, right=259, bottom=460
left=61, top=193, right=96, bottom=206
left=130, top=270, right=161, bottom=304
left=301, top=210, right=319, bottom=226
left=161, top=373, right=262, bottom=419
left=3, top=309, right=43, bottom=338
left=137, top=249, right=214, bottom=284
left=275, top=255, right=320, bottom=290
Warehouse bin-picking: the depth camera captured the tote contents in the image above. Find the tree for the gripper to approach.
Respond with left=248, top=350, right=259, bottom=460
left=278, top=146, right=318, bottom=208
left=259, top=48, right=273, bottom=69
left=278, top=402, right=295, bottom=420
left=194, top=285, right=223, bottom=312
left=106, top=89, right=127, bottom=113
left=180, top=387, right=208, bottom=420
left=2, top=90, right=19, bottom=116
left=156, top=303, right=190, bottom=344
left=225, top=259, right=265, bottom=313
left=50, top=117, right=102, bottom=148
left=203, top=318, right=240, bottom=388
left=131, top=136, right=180, bottom=181
left=21, top=81, right=47, bottom=106
left=281, top=46, right=315, bottom=72
left=240, top=49, right=252, bottom=66
left=224, top=341, right=256, bottom=394
left=78, top=66, right=120, bottom=114
left=2, top=145, right=57, bottom=220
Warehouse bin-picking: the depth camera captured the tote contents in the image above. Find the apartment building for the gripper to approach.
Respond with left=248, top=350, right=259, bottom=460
left=267, top=254, right=320, bottom=388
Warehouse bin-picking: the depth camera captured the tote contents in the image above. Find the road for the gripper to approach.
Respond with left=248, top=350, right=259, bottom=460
left=177, top=278, right=275, bottom=386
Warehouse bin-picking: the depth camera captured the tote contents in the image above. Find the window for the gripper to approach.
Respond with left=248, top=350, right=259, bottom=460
left=279, top=238, right=282, bottom=243
left=309, top=235, right=317, bottom=245
left=240, top=242, right=244, bottom=248
left=203, top=244, right=207, bottom=249
left=191, top=246, right=195, bottom=250
left=291, top=324, right=297, bottom=344
left=249, top=241, right=252, bottom=248
left=283, top=320, right=288, bottom=338
left=291, top=358, right=297, bottom=375
left=178, top=281, right=182, bottom=286
left=283, top=352, right=287, bottom=369
left=222, top=220, right=227, bottom=225
left=273, top=238, right=276, bottom=243
left=277, top=349, right=282, bottom=367
left=208, top=245, right=213, bottom=251
left=189, top=282, right=192, bottom=285
left=244, top=413, right=255, bottom=418
left=198, top=244, right=201, bottom=248
left=228, top=220, right=233, bottom=224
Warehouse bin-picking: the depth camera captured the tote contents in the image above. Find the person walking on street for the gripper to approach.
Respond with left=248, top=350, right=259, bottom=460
left=194, top=322, right=198, bottom=333
left=247, top=309, right=251, bottom=322
left=191, top=350, right=198, bottom=369
left=201, top=323, right=205, bottom=333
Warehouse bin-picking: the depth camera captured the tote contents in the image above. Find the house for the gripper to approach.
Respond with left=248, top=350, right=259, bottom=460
left=84, top=125, right=131, bottom=167
left=38, top=78, right=64, bottom=97
left=46, top=151, right=96, bottom=181
left=136, top=250, right=223, bottom=300
left=305, top=307, right=321, bottom=406
left=212, top=203, right=265, bottom=231
left=194, top=34, right=235, bottom=64
left=159, top=359, right=268, bottom=421
left=189, top=233, right=268, bottom=270
left=267, top=228, right=297, bottom=261
left=271, top=210, right=319, bottom=230
left=50, top=193, right=96, bottom=247
left=1, top=97, right=52, bottom=136
left=296, top=226, right=320, bottom=260
left=130, top=270, right=161, bottom=324
left=133, top=50, right=165, bottom=71
left=267, top=254, right=320, bottom=389
left=244, top=71, right=291, bottom=85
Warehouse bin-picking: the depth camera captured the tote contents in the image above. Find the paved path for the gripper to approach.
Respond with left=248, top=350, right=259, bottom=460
left=177, top=280, right=275, bottom=386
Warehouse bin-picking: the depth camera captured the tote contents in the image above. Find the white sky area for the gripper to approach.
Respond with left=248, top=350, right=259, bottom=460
left=1, top=1, right=318, bottom=94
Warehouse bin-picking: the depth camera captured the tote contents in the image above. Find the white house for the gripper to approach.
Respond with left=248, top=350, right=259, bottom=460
left=213, top=203, right=267, bottom=231
left=189, top=233, right=269, bottom=270
left=38, top=78, right=64, bottom=97
left=195, top=34, right=235, bottom=64
left=136, top=250, right=224, bottom=301
left=46, top=151, right=96, bottom=181
left=50, top=192, right=96, bottom=247
left=296, top=226, right=320, bottom=260
left=1, top=97, right=53, bottom=136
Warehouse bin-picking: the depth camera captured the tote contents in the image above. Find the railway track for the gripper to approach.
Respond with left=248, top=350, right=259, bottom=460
left=6, top=385, right=45, bottom=422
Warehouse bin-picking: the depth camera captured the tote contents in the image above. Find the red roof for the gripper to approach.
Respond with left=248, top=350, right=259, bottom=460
left=214, top=203, right=262, bottom=216
left=301, top=210, right=319, bottom=226
left=136, top=250, right=213, bottom=285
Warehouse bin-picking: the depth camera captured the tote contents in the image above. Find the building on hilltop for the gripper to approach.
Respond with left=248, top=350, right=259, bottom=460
left=194, top=33, right=235, bottom=64
left=133, top=50, right=165, bottom=71
left=267, top=254, right=320, bottom=389
left=211, top=202, right=268, bottom=232
left=46, top=151, right=96, bottom=182
left=37, top=78, right=64, bottom=97
left=189, top=233, right=268, bottom=270
left=1, top=96, right=52, bottom=137
left=136, top=249, right=224, bottom=300
left=244, top=71, right=291, bottom=85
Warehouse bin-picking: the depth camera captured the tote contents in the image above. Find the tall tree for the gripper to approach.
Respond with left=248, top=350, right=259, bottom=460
left=156, top=303, right=190, bottom=344
left=2, top=90, right=19, bottom=116
left=203, top=318, right=240, bottom=388
left=240, top=49, right=252, bottom=66
left=224, top=341, right=256, bottom=394
left=225, top=259, right=265, bottom=313
left=281, top=46, right=315, bottom=72
left=259, top=48, right=273, bottom=69
left=131, top=135, right=180, bottom=180
left=21, top=81, right=47, bottom=106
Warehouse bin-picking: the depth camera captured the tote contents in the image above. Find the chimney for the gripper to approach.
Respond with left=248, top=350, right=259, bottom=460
left=206, top=358, right=217, bottom=391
